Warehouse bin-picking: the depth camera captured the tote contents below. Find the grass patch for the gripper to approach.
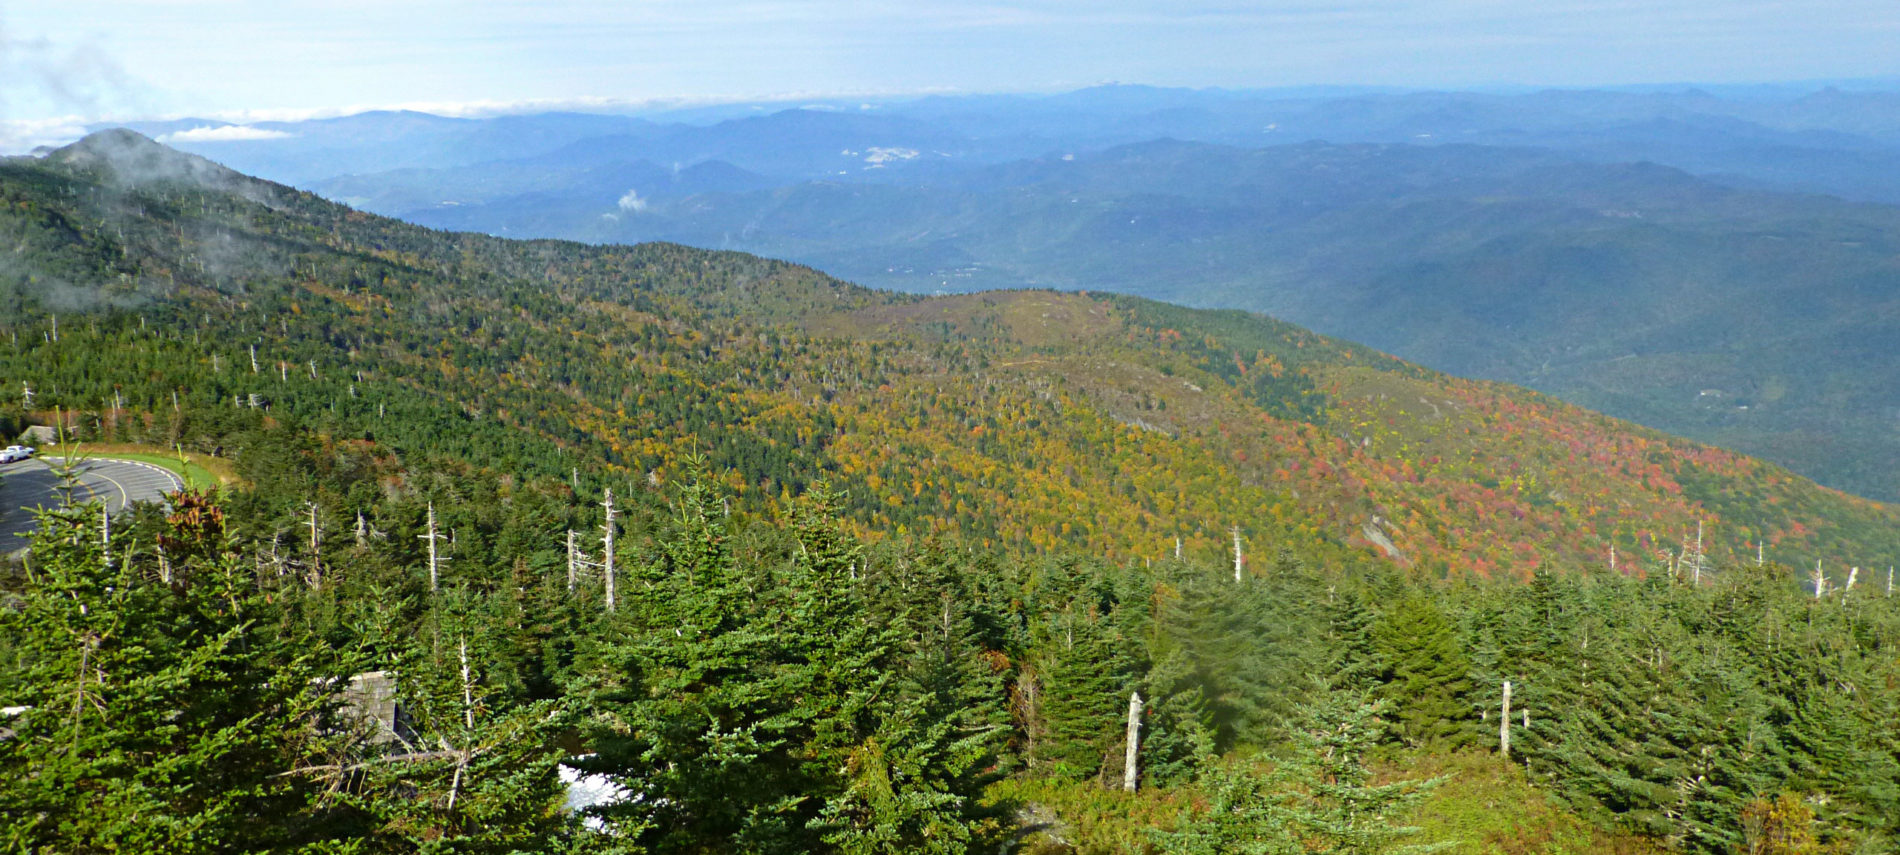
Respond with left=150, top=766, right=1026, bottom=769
left=41, top=443, right=233, bottom=491
left=984, top=753, right=1662, bottom=855
left=986, top=777, right=1196, bottom=855
left=1391, top=749, right=1665, bottom=855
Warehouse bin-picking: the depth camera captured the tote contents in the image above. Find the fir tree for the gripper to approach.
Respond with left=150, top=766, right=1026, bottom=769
left=1157, top=690, right=1446, bottom=855
left=335, top=590, right=574, bottom=853
left=1368, top=594, right=1473, bottom=750
left=0, top=494, right=345, bottom=851
left=1034, top=600, right=1137, bottom=783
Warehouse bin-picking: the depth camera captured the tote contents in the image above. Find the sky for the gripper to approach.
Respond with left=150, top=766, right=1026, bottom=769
left=6, top=0, right=1900, bottom=133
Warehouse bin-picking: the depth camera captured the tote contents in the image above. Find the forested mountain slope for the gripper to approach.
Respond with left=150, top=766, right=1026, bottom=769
left=123, top=86, right=1900, bottom=502
left=3, top=130, right=1897, bottom=580
left=389, top=138, right=1900, bottom=504
left=1, top=131, right=1898, bottom=854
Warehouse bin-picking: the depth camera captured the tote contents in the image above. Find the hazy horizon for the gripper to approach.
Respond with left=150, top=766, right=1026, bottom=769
left=13, top=74, right=1900, bottom=156
left=9, top=1, right=1900, bottom=143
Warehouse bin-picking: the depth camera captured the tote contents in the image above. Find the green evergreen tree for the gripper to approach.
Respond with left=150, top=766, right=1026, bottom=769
left=1034, top=600, right=1137, bottom=783
left=575, top=472, right=827, bottom=852
left=1157, top=690, right=1446, bottom=855
left=1369, top=594, right=1474, bottom=750
left=1323, top=587, right=1382, bottom=693
left=336, top=589, right=574, bottom=853
left=0, top=494, right=344, bottom=851
left=1140, top=646, right=1218, bottom=788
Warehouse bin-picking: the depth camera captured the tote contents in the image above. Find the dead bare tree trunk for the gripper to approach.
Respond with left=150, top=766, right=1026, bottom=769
left=306, top=501, right=322, bottom=590
left=1499, top=680, right=1512, bottom=758
left=421, top=503, right=447, bottom=592
left=566, top=529, right=578, bottom=594
left=1123, top=691, right=1143, bottom=792
left=1231, top=525, right=1243, bottom=583
left=1813, top=560, right=1826, bottom=599
left=458, top=636, right=475, bottom=730
left=1692, top=521, right=1704, bottom=586
left=602, top=489, right=617, bottom=613
left=448, top=635, right=475, bottom=812
left=1016, top=666, right=1042, bottom=768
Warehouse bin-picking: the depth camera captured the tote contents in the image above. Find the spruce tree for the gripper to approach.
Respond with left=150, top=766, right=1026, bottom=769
left=1368, top=594, right=1473, bottom=750
left=574, top=472, right=827, bottom=852
left=335, top=589, right=574, bottom=853
left=1156, top=690, right=1446, bottom=855
left=1276, top=691, right=1448, bottom=855
left=0, top=494, right=345, bottom=851
left=1034, top=601, right=1137, bottom=782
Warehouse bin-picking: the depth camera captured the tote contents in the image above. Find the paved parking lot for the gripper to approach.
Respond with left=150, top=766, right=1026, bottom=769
left=0, top=457, right=185, bottom=552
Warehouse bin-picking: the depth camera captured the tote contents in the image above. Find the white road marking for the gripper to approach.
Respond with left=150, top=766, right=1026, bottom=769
left=119, top=459, right=186, bottom=492
left=39, top=457, right=184, bottom=513
left=87, top=466, right=131, bottom=511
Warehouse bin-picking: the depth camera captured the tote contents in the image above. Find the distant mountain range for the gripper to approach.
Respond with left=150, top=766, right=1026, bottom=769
left=121, top=84, right=1900, bottom=203
left=97, top=83, right=1900, bottom=501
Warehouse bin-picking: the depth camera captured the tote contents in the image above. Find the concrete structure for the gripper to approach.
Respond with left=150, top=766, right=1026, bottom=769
left=339, top=670, right=409, bottom=747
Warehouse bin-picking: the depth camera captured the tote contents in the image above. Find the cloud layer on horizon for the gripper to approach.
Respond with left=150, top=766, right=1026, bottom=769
left=2, top=0, right=1897, bottom=125
left=157, top=125, right=295, bottom=143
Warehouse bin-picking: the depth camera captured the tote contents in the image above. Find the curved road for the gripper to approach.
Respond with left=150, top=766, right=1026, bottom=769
left=0, top=457, right=185, bottom=552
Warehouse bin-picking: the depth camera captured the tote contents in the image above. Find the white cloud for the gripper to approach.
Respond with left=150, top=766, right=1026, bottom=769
left=0, top=116, right=90, bottom=154
left=617, top=188, right=648, bottom=212
left=170, top=87, right=957, bottom=125
left=157, top=125, right=296, bottom=142
left=2, top=86, right=967, bottom=134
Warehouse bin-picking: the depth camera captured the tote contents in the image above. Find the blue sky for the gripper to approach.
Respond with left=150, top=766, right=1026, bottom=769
left=8, top=0, right=1900, bottom=129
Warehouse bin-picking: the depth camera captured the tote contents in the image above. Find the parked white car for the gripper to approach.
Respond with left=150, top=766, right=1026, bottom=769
left=0, top=445, right=36, bottom=464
